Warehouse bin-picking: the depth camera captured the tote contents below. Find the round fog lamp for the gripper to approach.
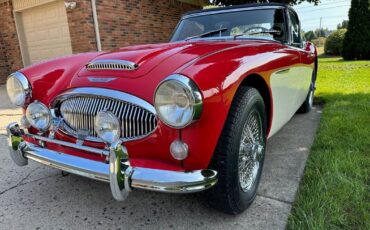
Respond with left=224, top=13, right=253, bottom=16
left=95, top=111, right=120, bottom=144
left=26, top=101, right=51, bottom=131
left=170, top=140, right=189, bottom=160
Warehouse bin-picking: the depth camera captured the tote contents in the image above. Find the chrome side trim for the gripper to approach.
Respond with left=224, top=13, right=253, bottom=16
left=6, top=122, right=218, bottom=198
left=87, top=60, right=138, bottom=71
left=52, top=87, right=156, bottom=115
left=276, top=68, right=290, bottom=74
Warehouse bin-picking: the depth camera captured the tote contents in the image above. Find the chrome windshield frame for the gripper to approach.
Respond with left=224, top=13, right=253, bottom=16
left=170, top=5, right=287, bottom=43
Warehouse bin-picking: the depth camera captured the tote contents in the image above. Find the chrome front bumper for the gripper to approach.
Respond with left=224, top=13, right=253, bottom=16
left=6, top=122, right=217, bottom=201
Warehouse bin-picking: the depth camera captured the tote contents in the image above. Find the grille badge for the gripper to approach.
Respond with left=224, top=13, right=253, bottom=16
left=88, top=77, right=117, bottom=83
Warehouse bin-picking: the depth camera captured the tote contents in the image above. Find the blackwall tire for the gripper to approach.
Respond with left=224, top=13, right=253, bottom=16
left=205, top=86, right=267, bottom=215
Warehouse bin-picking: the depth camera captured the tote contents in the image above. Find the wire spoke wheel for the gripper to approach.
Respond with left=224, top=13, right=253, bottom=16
left=308, top=87, right=314, bottom=108
left=238, top=109, right=264, bottom=192
left=206, top=87, right=267, bottom=214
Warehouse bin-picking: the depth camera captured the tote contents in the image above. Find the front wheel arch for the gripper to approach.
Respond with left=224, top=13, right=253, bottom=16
left=239, top=74, right=272, bottom=136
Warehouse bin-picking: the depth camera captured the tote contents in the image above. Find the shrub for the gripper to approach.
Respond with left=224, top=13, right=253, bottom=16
left=311, top=37, right=326, bottom=48
left=324, top=29, right=347, bottom=55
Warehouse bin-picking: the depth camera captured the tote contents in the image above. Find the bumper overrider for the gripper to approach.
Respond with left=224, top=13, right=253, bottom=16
left=6, top=122, right=217, bottom=201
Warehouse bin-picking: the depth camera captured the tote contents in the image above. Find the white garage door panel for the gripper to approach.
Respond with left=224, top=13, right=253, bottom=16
left=21, top=1, right=72, bottom=64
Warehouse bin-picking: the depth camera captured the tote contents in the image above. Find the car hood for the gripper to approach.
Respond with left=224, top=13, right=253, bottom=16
left=77, top=41, right=241, bottom=79
left=20, top=39, right=277, bottom=105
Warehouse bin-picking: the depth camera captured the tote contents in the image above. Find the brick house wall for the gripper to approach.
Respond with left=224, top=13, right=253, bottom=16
left=96, top=0, right=199, bottom=50
left=65, top=0, right=97, bottom=53
left=65, top=0, right=200, bottom=53
left=0, top=34, right=8, bottom=84
left=0, top=0, right=23, bottom=84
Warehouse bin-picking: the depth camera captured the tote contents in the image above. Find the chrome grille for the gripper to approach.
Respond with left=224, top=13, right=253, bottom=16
left=59, top=96, right=157, bottom=141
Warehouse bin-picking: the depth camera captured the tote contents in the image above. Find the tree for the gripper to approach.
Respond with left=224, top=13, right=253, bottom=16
left=342, top=0, right=370, bottom=60
left=304, top=30, right=316, bottom=41
left=314, top=28, right=330, bottom=37
left=324, top=29, right=347, bottom=55
left=337, top=20, right=349, bottom=29
left=212, top=0, right=320, bottom=6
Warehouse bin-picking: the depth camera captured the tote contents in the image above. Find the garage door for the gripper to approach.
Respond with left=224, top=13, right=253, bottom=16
left=21, top=1, right=72, bottom=65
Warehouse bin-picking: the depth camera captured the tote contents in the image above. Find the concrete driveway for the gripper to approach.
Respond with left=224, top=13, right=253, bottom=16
left=0, top=85, right=321, bottom=229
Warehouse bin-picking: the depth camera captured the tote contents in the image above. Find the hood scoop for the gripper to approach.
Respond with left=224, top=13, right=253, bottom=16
left=86, top=59, right=138, bottom=71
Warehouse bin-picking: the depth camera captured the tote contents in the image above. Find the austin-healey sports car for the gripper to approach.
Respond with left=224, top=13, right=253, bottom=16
left=6, top=3, right=317, bottom=214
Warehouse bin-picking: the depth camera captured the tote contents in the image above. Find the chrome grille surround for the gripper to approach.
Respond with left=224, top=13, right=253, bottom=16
left=87, top=60, right=138, bottom=71
left=52, top=88, right=157, bottom=142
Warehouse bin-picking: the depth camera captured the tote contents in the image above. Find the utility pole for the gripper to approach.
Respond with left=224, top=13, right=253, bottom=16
left=319, top=17, right=323, bottom=47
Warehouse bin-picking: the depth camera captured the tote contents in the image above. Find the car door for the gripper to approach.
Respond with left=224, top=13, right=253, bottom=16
left=287, top=9, right=315, bottom=106
left=268, top=8, right=313, bottom=137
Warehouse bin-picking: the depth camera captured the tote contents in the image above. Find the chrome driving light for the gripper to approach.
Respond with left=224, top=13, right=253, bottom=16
left=95, top=111, right=121, bottom=144
left=154, top=74, right=202, bottom=128
left=26, top=101, right=51, bottom=131
left=6, top=72, right=31, bottom=107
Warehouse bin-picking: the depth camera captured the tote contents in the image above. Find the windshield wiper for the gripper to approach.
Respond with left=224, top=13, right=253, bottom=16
left=185, top=28, right=228, bottom=41
left=233, top=30, right=281, bottom=39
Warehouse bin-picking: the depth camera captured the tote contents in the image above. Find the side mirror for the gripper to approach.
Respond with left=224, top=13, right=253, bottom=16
left=304, top=41, right=317, bottom=58
left=304, top=41, right=315, bottom=53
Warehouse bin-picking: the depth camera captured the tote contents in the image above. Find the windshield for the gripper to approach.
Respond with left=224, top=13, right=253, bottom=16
left=171, top=8, right=286, bottom=42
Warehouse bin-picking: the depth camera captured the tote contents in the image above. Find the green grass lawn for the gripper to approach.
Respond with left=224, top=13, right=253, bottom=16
left=287, top=57, right=370, bottom=229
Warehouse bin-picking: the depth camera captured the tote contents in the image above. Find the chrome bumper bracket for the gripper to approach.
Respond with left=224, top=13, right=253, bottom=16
left=6, top=122, right=28, bottom=166
left=109, top=141, right=132, bottom=201
left=6, top=122, right=218, bottom=201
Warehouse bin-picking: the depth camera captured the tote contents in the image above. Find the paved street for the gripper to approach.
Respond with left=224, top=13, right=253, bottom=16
left=0, top=85, right=321, bottom=229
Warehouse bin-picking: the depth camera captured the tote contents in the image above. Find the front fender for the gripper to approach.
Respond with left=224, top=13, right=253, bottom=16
left=178, top=43, right=298, bottom=170
left=18, top=52, right=101, bottom=107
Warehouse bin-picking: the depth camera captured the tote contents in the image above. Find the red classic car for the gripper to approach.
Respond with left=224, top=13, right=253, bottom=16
left=6, top=3, right=317, bottom=214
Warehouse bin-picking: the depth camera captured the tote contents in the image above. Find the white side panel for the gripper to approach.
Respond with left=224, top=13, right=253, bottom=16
left=268, top=66, right=312, bottom=138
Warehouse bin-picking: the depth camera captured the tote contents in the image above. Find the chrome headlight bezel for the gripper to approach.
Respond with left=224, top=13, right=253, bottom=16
left=26, top=101, right=52, bottom=131
left=154, top=74, right=203, bottom=129
left=6, top=72, right=32, bottom=107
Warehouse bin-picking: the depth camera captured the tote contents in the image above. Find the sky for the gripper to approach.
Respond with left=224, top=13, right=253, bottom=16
left=292, top=0, right=351, bottom=31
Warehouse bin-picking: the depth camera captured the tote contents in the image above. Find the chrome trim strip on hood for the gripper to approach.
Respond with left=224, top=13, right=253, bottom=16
left=86, top=60, right=138, bottom=71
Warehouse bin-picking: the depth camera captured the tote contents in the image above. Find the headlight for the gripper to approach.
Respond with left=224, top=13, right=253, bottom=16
left=26, top=101, right=51, bottom=131
left=6, top=72, right=31, bottom=107
left=154, top=74, right=202, bottom=128
left=95, top=111, right=121, bottom=143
